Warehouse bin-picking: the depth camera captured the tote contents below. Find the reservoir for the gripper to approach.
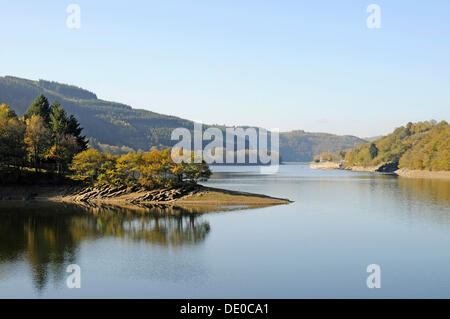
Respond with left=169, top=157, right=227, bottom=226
left=0, top=164, right=449, bottom=298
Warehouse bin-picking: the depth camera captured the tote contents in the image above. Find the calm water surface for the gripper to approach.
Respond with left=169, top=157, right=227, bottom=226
left=0, top=164, right=449, bottom=298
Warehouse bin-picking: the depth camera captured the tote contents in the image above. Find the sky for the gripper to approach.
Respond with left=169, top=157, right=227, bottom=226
left=1, top=0, right=449, bottom=137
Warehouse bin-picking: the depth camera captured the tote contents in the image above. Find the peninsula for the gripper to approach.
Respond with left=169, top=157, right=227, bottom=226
left=0, top=96, right=291, bottom=209
left=310, top=120, right=450, bottom=179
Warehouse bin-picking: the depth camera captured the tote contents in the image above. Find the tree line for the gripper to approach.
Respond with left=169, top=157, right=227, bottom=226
left=71, top=148, right=212, bottom=188
left=345, top=120, right=449, bottom=171
left=1, top=94, right=212, bottom=187
left=0, top=94, right=87, bottom=181
left=1, top=77, right=366, bottom=162
left=313, top=150, right=347, bottom=163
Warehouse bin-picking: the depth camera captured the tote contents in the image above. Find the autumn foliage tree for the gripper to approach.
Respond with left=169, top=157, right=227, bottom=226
left=399, top=121, right=449, bottom=171
left=345, top=120, right=449, bottom=170
left=1, top=93, right=211, bottom=187
left=24, top=115, right=50, bottom=172
left=70, top=148, right=107, bottom=184
left=0, top=94, right=88, bottom=181
left=71, top=148, right=212, bottom=189
left=0, top=104, right=26, bottom=176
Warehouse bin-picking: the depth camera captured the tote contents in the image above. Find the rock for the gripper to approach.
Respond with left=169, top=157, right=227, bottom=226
left=376, top=162, right=398, bottom=172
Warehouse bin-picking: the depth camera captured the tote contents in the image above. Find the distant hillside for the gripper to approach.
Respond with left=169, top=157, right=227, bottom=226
left=363, top=135, right=384, bottom=142
left=0, top=76, right=193, bottom=150
left=279, top=130, right=365, bottom=162
left=0, top=76, right=365, bottom=162
left=346, top=120, right=449, bottom=171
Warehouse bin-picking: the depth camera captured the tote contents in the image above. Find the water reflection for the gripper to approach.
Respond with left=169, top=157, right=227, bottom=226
left=0, top=202, right=211, bottom=291
left=1, top=166, right=450, bottom=298
left=398, top=177, right=450, bottom=205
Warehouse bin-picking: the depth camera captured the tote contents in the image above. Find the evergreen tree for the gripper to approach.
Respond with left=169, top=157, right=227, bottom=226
left=369, top=143, right=378, bottom=159
left=49, top=100, right=68, bottom=145
left=24, top=94, right=51, bottom=123
left=67, top=115, right=88, bottom=151
left=47, top=100, right=88, bottom=173
left=0, top=94, right=89, bottom=180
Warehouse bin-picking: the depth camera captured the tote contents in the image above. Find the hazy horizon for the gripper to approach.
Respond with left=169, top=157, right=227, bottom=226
left=1, top=1, right=449, bottom=137
left=1, top=73, right=445, bottom=140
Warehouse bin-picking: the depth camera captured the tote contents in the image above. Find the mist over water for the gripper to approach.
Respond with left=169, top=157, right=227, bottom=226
left=0, top=164, right=449, bottom=298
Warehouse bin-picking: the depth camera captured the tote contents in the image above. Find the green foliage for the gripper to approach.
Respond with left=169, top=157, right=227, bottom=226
left=0, top=93, right=88, bottom=182
left=49, top=100, right=68, bottom=140
left=0, top=76, right=193, bottom=153
left=280, top=130, right=365, bottom=162
left=345, top=121, right=449, bottom=171
left=337, top=150, right=346, bottom=159
left=67, top=115, right=88, bottom=151
left=183, top=161, right=212, bottom=183
left=1, top=89, right=211, bottom=186
left=0, top=76, right=365, bottom=162
left=46, top=100, right=87, bottom=173
left=313, top=151, right=345, bottom=163
left=369, top=143, right=378, bottom=159
left=399, top=121, right=449, bottom=171
left=38, top=80, right=97, bottom=100
left=24, top=94, right=51, bottom=123
left=88, top=138, right=134, bottom=155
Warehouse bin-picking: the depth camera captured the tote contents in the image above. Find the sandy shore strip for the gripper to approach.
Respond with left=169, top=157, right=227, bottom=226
left=310, top=162, right=450, bottom=179
left=394, top=168, right=450, bottom=180
left=310, top=162, right=343, bottom=169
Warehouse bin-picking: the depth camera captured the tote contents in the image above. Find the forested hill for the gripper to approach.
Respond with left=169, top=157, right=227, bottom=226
left=0, top=76, right=365, bottom=161
left=279, top=130, right=365, bottom=162
left=0, top=76, right=193, bottom=150
left=345, top=121, right=449, bottom=171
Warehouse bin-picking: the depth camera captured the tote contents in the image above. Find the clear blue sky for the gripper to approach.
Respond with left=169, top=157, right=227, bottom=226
left=1, top=0, right=449, bottom=137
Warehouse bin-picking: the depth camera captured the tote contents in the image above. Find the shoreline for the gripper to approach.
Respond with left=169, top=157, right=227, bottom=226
left=310, top=162, right=343, bottom=170
left=0, top=184, right=293, bottom=209
left=394, top=168, right=450, bottom=180
left=309, top=162, right=450, bottom=180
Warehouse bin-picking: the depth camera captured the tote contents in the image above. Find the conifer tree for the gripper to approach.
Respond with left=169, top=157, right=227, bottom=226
left=24, top=94, right=51, bottom=123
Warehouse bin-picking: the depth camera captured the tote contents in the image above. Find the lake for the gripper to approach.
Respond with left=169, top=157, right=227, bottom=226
left=0, top=164, right=449, bottom=298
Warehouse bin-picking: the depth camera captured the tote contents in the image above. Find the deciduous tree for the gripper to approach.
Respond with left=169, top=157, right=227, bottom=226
left=25, top=115, right=50, bottom=172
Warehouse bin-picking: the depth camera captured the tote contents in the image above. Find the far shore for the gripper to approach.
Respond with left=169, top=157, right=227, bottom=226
left=309, top=162, right=342, bottom=169
left=0, top=184, right=292, bottom=209
left=394, top=168, right=450, bottom=180
left=310, top=162, right=450, bottom=180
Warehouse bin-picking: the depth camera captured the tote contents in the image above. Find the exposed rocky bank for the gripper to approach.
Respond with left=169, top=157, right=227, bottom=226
left=0, top=184, right=292, bottom=207
left=310, top=161, right=450, bottom=179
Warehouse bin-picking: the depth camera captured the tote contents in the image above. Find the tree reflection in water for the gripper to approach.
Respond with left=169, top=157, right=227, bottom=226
left=0, top=202, right=211, bottom=291
left=398, top=177, right=450, bottom=205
